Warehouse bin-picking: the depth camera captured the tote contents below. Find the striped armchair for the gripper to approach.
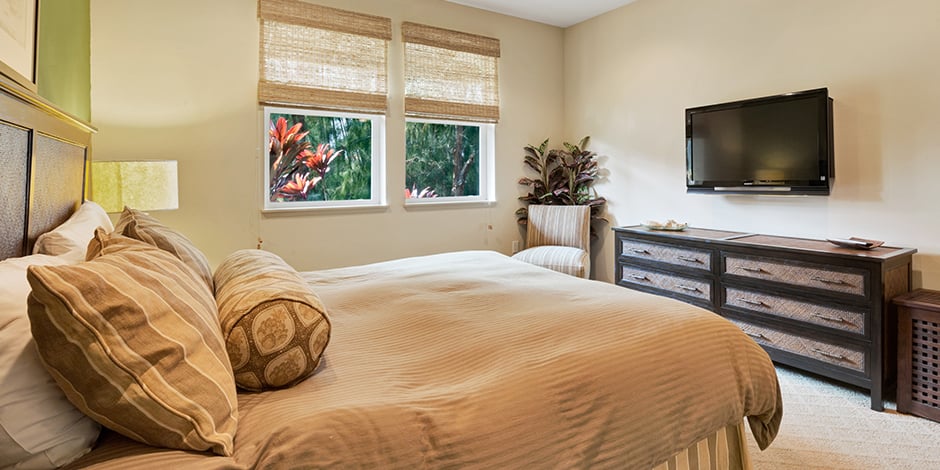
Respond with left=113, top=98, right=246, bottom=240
left=511, top=205, right=591, bottom=278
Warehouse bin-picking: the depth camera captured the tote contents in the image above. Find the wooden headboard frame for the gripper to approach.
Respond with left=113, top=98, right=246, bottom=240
left=0, top=75, right=94, bottom=261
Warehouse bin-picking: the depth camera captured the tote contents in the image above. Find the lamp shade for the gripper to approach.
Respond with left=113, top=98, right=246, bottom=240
left=91, top=161, right=179, bottom=213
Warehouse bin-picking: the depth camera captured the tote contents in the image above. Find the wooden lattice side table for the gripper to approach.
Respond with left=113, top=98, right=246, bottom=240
left=894, top=289, right=940, bottom=422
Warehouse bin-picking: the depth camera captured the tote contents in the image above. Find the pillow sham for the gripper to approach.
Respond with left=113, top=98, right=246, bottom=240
left=32, top=200, right=113, bottom=263
left=214, top=249, right=331, bottom=392
left=27, top=231, right=237, bottom=456
left=112, top=206, right=214, bottom=290
left=0, top=254, right=100, bottom=469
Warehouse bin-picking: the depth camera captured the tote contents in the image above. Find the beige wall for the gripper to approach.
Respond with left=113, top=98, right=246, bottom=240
left=90, top=0, right=564, bottom=271
left=92, top=0, right=940, bottom=286
left=565, top=0, right=940, bottom=287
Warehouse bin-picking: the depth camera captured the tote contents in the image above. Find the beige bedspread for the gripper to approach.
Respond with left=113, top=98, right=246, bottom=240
left=67, top=251, right=781, bottom=469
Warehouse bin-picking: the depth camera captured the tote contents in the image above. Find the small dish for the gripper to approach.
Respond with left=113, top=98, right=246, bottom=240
left=826, top=237, right=885, bottom=250
left=642, top=220, right=688, bottom=231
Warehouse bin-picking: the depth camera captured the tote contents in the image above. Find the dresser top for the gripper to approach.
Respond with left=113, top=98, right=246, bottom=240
left=616, top=225, right=747, bottom=240
left=614, top=225, right=917, bottom=261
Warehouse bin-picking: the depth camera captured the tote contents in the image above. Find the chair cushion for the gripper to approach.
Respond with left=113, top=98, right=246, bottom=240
left=512, top=245, right=590, bottom=278
left=525, top=205, right=590, bottom=251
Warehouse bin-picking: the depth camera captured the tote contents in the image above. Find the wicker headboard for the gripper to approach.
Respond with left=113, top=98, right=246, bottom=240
left=0, top=76, right=93, bottom=261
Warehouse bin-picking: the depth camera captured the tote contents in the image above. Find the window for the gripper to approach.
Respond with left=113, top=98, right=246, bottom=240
left=265, top=107, right=384, bottom=209
left=258, top=0, right=390, bottom=210
left=402, top=22, right=499, bottom=204
left=405, top=119, right=493, bottom=202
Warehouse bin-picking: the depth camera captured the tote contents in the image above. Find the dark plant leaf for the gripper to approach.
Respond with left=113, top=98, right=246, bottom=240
left=574, top=175, right=594, bottom=186
left=523, top=156, right=542, bottom=171
left=537, top=138, right=549, bottom=155
left=518, top=136, right=606, bottom=239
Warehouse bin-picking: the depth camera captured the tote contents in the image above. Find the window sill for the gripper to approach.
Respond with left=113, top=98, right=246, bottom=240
left=261, top=204, right=390, bottom=217
left=404, top=199, right=496, bottom=210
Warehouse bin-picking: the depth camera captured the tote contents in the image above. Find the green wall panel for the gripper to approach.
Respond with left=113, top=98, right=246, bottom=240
left=36, top=0, right=91, bottom=121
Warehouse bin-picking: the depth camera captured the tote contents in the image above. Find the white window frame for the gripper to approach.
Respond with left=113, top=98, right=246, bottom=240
left=404, top=117, right=495, bottom=206
left=263, top=106, right=386, bottom=212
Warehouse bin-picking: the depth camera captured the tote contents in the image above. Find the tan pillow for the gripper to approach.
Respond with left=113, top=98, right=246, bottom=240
left=214, top=249, right=331, bottom=392
left=112, top=207, right=214, bottom=291
left=27, top=230, right=238, bottom=456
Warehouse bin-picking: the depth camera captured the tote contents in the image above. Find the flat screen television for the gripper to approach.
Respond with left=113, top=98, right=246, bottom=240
left=685, top=88, right=834, bottom=195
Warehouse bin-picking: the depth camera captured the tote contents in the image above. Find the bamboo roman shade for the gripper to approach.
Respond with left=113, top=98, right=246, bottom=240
left=258, top=0, right=391, bottom=113
left=402, top=22, right=500, bottom=122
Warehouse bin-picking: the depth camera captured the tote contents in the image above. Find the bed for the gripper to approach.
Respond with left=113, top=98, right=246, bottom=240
left=0, top=77, right=781, bottom=469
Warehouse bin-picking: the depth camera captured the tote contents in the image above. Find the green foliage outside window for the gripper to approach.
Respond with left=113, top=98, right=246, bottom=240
left=268, top=113, right=372, bottom=203
left=405, top=121, right=480, bottom=198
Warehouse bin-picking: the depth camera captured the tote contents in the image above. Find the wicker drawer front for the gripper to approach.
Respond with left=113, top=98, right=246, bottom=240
left=725, top=256, right=866, bottom=297
left=731, top=319, right=866, bottom=373
left=620, top=266, right=711, bottom=302
left=724, top=288, right=866, bottom=335
left=620, top=239, right=711, bottom=271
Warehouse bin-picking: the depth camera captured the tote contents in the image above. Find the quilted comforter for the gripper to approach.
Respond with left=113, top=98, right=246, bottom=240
left=67, top=251, right=781, bottom=469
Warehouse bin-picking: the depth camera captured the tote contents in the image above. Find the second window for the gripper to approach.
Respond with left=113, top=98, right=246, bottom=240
left=405, top=118, right=493, bottom=203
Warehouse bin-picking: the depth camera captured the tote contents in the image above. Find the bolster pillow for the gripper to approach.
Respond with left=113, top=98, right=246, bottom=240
left=214, top=249, right=331, bottom=391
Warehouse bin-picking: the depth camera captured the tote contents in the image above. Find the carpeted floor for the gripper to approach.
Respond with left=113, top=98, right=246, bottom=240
left=745, top=366, right=940, bottom=469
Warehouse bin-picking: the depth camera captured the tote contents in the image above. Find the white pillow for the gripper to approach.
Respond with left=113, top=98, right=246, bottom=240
left=32, top=201, right=113, bottom=263
left=0, top=254, right=101, bottom=469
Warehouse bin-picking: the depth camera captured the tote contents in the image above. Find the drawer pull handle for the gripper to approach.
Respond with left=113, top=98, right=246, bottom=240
left=811, top=348, right=847, bottom=361
left=677, top=256, right=702, bottom=263
left=630, top=248, right=650, bottom=255
left=630, top=274, right=649, bottom=281
left=676, top=285, right=700, bottom=293
left=746, top=332, right=768, bottom=341
left=812, top=312, right=848, bottom=324
left=811, top=276, right=846, bottom=285
left=741, top=266, right=766, bottom=274
left=737, top=298, right=768, bottom=307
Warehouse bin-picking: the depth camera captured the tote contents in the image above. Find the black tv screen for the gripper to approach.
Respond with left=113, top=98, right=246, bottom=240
left=685, top=88, right=833, bottom=195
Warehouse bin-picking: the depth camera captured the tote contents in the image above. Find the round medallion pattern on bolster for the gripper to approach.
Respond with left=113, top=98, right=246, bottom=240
left=254, top=305, right=296, bottom=355
left=215, top=249, right=332, bottom=392
left=227, top=326, right=250, bottom=370
left=264, top=346, right=306, bottom=386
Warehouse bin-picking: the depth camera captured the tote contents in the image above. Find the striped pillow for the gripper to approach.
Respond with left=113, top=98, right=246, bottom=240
left=113, top=207, right=214, bottom=291
left=26, top=231, right=238, bottom=456
left=215, top=249, right=331, bottom=391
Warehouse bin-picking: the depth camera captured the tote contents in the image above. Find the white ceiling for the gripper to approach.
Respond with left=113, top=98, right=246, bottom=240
left=445, top=0, right=638, bottom=28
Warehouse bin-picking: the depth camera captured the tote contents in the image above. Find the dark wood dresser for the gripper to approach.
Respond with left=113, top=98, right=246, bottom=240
left=613, top=225, right=917, bottom=410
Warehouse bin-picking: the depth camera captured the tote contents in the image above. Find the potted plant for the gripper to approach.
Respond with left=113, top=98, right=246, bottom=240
left=517, top=136, right=607, bottom=237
